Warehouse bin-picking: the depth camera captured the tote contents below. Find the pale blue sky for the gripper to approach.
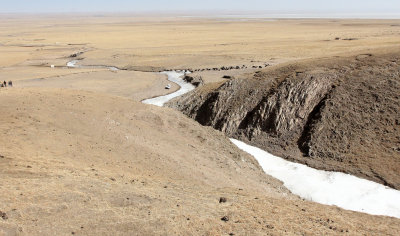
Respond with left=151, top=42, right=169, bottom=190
left=1, top=0, right=399, bottom=15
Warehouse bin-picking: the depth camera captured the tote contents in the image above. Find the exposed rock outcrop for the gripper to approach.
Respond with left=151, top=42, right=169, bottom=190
left=240, top=73, right=336, bottom=140
left=183, top=75, right=204, bottom=87
left=167, top=51, right=400, bottom=189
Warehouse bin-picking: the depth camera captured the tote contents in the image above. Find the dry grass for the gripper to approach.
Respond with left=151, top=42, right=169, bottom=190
left=1, top=16, right=399, bottom=93
left=0, top=88, right=399, bottom=235
left=1, top=16, right=400, bottom=70
left=0, top=15, right=400, bottom=235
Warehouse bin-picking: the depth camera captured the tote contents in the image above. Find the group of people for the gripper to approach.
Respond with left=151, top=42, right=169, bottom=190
left=0, top=81, right=12, bottom=88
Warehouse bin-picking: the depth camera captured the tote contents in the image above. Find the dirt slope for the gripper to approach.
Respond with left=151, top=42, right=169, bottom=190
left=167, top=49, right=400, bottom=190
left=1, top=88, right=399, bottom=235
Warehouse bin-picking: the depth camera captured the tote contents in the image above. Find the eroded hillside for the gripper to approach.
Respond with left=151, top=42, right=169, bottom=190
left=1, top=88, right=399, bottom=235
left=167, top=49, right=400, bottom=190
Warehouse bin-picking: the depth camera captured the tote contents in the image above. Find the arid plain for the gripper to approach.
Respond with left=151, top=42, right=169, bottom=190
left=2, top=15, right=400, bottom=89
left=1, top=15, right=400, bottom=235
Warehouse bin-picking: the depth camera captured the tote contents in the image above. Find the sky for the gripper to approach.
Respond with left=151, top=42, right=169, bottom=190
left=1, top=0, right=399, bottom=16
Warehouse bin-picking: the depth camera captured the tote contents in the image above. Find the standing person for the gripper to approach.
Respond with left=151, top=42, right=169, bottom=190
left=3, top=81, right=6, bottom=87
left=8, top=81, right=12, bottom=87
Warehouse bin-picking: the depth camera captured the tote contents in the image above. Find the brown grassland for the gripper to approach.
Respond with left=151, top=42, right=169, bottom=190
left=1, top=15, right=400, bottom=235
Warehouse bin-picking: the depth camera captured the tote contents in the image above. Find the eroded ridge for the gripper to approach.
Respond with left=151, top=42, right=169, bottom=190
left=167, top=51, right=400, bottom=189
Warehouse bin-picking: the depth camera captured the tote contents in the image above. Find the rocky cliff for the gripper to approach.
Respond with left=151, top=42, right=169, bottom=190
left=167, top=51, right=400, bottom=189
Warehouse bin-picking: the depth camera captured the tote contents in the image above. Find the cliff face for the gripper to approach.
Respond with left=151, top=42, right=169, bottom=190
left=240, top=72, right=335, bottom=140
left=167, top=52, right=400, bottom=189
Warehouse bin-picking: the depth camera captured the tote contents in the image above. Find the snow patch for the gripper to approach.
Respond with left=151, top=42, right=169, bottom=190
left=67, top=60, right=119, bottom=71
left=142, top=71, right=195, bottom=107
left=231, top=139, right=400, bottom=218
left=67, top=60, right=79, bottom=68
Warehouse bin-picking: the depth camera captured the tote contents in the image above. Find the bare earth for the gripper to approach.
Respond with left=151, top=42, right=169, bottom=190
left=1, top=88, right=399, bottom=235
left=1, top=15, right=400, bottom=235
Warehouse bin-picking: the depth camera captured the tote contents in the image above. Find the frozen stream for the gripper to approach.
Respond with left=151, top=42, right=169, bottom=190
left=142, top=70, right=400, bottom=218
left=67, top=60, right=194, bottom=107
left=72, top=59, right=397, bottom=219
left=142, top=70, right=195, bottom=106
left=231, top=139, right=400, bottom=218
left=67, top=60, right=119, bottom=71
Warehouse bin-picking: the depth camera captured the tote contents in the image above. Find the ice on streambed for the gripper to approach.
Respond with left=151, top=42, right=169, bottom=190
left=67, top=60, right=79, bottom=68
left=231, top=139, right=400, bottom=218
left=142, top=70, right=195, bottom=107
left=67, top=60, right=119, bottom=71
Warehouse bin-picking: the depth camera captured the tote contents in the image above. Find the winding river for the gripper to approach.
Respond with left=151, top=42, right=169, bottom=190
left=140, top=69, right=400, bottom=219
left=142, top=71, right=195, bottom=106
left=67, top=60, right=193, bottom=107
left=67, top=59, right=119, bottom=71
left=66, top=60, right=400, bottom=218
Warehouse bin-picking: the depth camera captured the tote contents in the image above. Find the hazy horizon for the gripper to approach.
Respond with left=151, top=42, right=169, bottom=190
left=1, top=0, right=399, bottom=18
left=0, top=11, right=399, bottom=20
